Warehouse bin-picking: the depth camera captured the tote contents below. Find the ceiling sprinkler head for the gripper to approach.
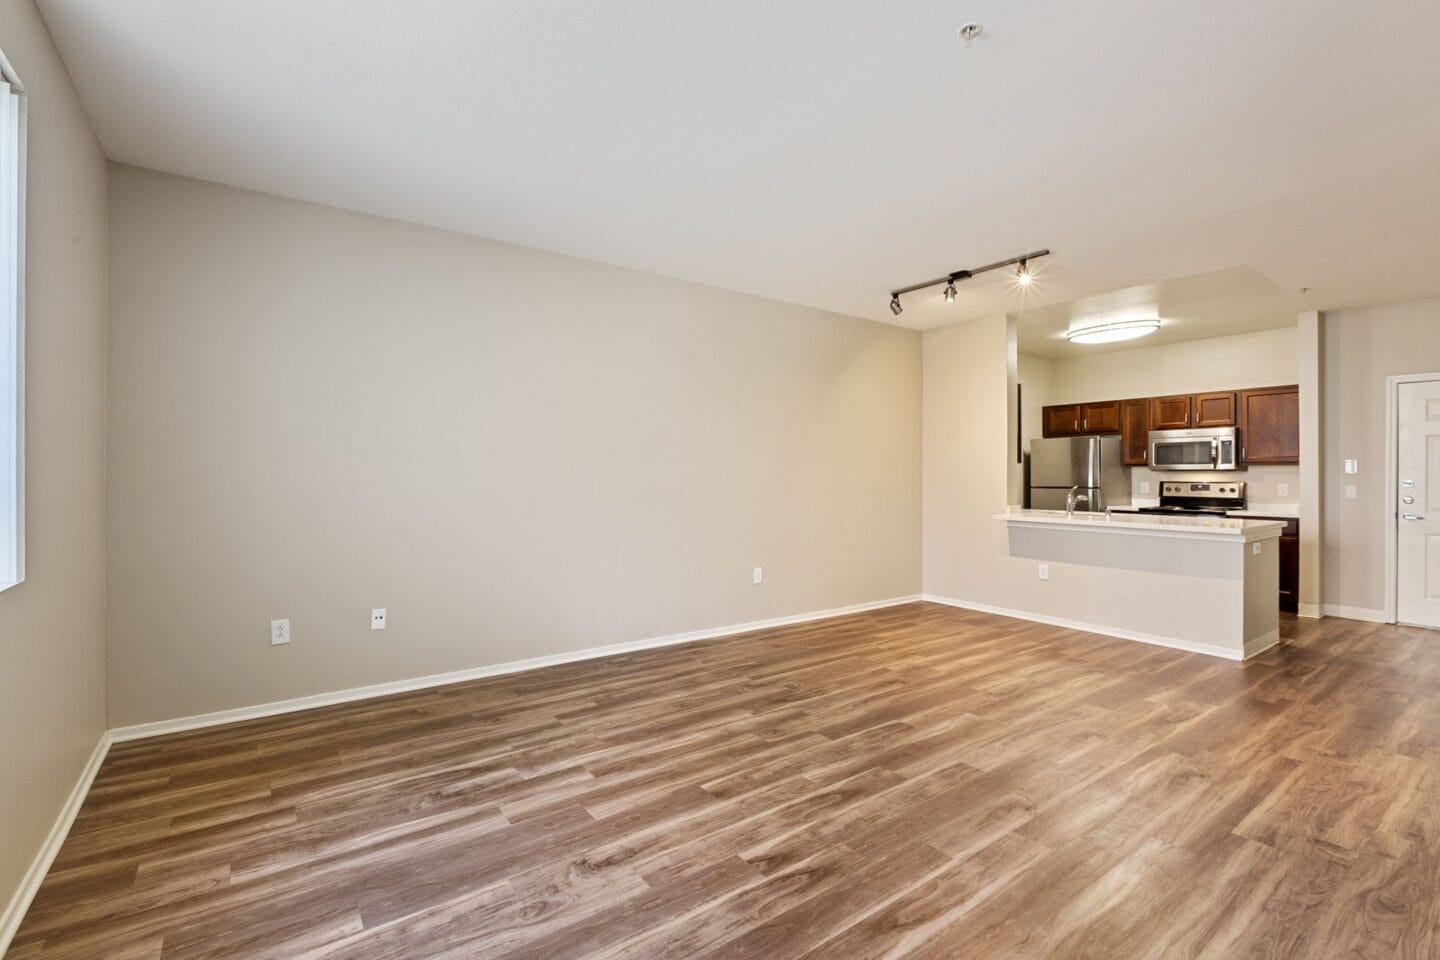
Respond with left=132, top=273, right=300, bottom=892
left=958, top=22, right=983, bottom=41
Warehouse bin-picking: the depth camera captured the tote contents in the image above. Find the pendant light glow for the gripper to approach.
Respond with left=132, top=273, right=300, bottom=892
left=1065, top=318, right=1161, bottom=344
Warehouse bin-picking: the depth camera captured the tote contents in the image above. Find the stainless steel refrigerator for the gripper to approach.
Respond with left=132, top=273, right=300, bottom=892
left=1027, top=435, right=1130, bottom=511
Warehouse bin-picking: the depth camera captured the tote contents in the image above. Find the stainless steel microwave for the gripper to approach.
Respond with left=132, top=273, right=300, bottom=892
left=1148, top=427, right=1240, bottom=471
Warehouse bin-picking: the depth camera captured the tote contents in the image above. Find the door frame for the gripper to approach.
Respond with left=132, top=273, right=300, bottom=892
left=1384, top=372, right=1440, bottom=623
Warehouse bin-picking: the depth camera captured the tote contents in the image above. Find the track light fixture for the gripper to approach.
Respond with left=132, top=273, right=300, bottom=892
left=887, top=248, right=1050, bottom=314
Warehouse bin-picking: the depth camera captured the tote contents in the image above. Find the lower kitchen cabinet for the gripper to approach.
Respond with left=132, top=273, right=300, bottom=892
left=1248, top=515, right=1299, bottom=611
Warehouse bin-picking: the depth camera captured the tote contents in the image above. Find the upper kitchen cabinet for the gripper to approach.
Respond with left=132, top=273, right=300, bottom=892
left=1193, top=391, right=1237, bottom=427
left=1239, top=385, right=1300, bottom=464
left=1120, top=398, right=1150, bottom=465
left=1041, top=401, right=1121, bottom=437
left=1080, top=401, right=1121, bottom=434
left=1043, top=404, right=1082, bottom=437
left=1149, top=395, right=1193, bottom=430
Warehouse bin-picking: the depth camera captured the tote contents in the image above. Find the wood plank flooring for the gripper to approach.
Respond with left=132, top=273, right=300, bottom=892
left=11, top=602, right=1440, bottom=958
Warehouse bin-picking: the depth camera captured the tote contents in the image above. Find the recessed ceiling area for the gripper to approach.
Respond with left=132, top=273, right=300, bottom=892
left=1015, top=265, right=1301, bottom=359
left=33, top=0, right=1440, bottom=327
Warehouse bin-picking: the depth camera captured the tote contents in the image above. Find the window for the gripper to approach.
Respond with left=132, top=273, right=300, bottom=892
left=0, top=58, right=22, bottom=590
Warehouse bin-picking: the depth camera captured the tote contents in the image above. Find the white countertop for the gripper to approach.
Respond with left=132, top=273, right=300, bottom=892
left=994, top=508, right=1286, bottom=542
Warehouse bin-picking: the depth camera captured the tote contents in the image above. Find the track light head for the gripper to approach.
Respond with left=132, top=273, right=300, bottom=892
left=943, top=282, right=958, bottom=303
left=889, top=295, right=903, bottom=316
left=1016, top=259, right=1033, bottom=286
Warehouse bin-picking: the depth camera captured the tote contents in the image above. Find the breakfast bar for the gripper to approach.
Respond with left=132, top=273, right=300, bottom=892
left=994, top=509, right=1286, bottom=660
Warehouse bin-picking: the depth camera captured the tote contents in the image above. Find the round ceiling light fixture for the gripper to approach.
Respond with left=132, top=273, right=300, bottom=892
left=1066, top=318, right=1161, bottom=345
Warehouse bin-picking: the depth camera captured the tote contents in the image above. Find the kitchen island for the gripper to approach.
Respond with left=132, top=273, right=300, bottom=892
left=993, top=509, right=1285, bottom=660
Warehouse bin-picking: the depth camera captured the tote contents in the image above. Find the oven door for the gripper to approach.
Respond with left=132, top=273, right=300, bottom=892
left=1149, top=437, right=1218, bottom=471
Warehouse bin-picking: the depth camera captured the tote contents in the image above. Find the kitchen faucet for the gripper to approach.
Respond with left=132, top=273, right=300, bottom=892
left=1066, top=486, right=1089, bottom=517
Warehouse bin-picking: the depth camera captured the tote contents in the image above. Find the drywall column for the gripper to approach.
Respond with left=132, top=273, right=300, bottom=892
left=1297, top=311, right=1322, bottom=617
left=1005, top=314, right=1023, bottom=506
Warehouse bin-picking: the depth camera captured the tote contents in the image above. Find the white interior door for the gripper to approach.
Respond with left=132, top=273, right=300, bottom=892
left=1397, top=379, right=1440, bottom=628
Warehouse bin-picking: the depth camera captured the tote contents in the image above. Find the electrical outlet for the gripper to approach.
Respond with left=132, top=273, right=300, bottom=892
left=371, top=608, right=387, bottom=630
left=1038, top=563, right=1050, bottom=581
left=752, top=567, right=763, bottom=585
left=1276, top=482, right=1290, bottom=498
left=270, top=618, right=290, bottom=645
left=1345, top=484, right=1358, bottom=500
left=1252, top=542, right=1262, bottom=556
left=1139, top=481, right=1151, bottom=495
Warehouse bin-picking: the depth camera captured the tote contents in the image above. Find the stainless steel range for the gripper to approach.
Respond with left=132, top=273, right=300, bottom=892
left=1136, top=481, right=1246, bottom=517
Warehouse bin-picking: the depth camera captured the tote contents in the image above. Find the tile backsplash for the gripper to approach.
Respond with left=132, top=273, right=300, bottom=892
left=1130, top=465, right=1300, bottom=505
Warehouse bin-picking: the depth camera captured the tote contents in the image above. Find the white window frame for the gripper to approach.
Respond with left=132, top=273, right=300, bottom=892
left=0, top=51, right=25, bottom=592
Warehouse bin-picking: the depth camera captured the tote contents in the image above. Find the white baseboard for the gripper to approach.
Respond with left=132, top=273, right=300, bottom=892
left=1321, top=604, right=1390, bottom=623
left=0, top=732, right=112, bottom=957
left=921, top=594, right=1253, bottom=661
left=1297, top=603, right=1322, bottom=619
left=109, top=595, right=923, bottom=743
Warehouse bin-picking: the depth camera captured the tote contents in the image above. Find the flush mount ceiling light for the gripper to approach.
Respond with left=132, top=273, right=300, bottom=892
left=1065, top=318, right=1162, bottom=344
left=887, top=248, right=1050, bottom=316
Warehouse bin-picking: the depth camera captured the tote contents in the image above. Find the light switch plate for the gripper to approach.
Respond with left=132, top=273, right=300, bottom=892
left=1345, top=484, right=1358, bottom=500
left=1276, top=482, right=1290, bottom=498
left=1139, top=481, right=1151, bottom=495
left=1038, top=563, right=1050, bottom=581
left=1344, top=459, right=1359, bottom=475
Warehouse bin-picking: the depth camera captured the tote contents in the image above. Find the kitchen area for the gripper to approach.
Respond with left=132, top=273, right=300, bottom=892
left=1026, top=383, right=1301, bottom=611
left=988, top=275, right=1308, bottom=661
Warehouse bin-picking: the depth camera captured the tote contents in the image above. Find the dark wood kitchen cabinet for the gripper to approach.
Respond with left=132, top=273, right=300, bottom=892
left=1080, top=400, right=1121, bottom=434
left=1041, top=401, right=1121, bottom=437
left=1120, top=397, right=1150, bottom=465
left=1239, top=385, right=1300, bottom=464
left=1246, top=515, right=1300, bottom=610
left=1149, top=394, right=1193, bottom=430
left=1279, top=526, right=1299, bottom=611
left=1043, top=404, right=1082, bottom=437
left=1193, top=391, right=1237, bottom=427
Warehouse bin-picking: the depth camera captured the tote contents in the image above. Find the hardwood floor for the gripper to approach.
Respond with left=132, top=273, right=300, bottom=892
left=11, top=602, right=1440, bottom=959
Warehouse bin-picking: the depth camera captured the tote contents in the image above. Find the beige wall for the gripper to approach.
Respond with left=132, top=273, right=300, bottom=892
left=1044, top=326, right=1298, bottom=403
left=1322, top=297, right=1440, bottom=616
left=0, top=0, right=108, bottom=929
left=105, top=166, right=922, bottom=726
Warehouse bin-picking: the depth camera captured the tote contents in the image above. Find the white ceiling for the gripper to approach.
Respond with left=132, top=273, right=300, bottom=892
left=1015, top=265, right=1299, bottom=360
left=34, top=1, right=1440, bottom=330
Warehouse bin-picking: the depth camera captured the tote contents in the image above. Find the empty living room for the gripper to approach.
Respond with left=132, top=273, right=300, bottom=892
left=4, top=1, right=1440, bottom=957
